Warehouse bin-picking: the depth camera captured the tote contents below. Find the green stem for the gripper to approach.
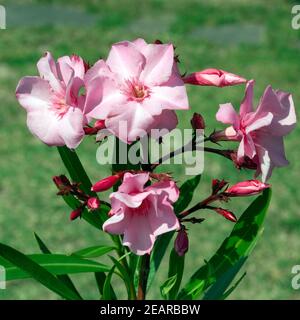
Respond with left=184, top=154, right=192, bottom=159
left=137, top=254, right=150, bottom=300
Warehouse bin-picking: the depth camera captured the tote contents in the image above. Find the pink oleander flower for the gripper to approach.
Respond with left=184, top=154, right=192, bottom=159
left=16, top=52, right=89, bottom=149
left=103, top=172, right=180, bottom=255
left=84, top=38, right=189, bottom=143
left=182, top=68, right=246, bottom=87
left=216, top=80, right=296, bottom=181
left=226, top=180, right=270, bottom=197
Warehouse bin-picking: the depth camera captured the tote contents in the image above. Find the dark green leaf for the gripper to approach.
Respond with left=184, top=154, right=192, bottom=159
left=0, top=243, right=81, bottom=300
left=102, top=266, right=116, bottom=300
left=174, top=174, right=201, bottom=214
left=34, top=233, right=82, bottom=299
left=94, top=272, right=117, bottom=299
left=166, top=249, right=185, bottom=299
left=160, top=274, right=177, bottom=299
left=0, top=253, right=110, bottom=280
left=72, top=246, right=116, bottom=258
left=178, top=189, right=272, bottom=300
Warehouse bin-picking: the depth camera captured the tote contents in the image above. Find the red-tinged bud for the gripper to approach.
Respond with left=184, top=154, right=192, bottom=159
left=191, top=113, right=205, bottom=130
left=149, top=172, right=172, bottom=181
left=154, top=39, right=163, bottom=44
left=212, top=179, right=228, bottom=194
left=70, top=207, right=83, bottom=221
left=52, top=175, right=70, bottom=189
left=182, top=68, right=246, bottom=87
left=84, top=120, right=106, bottom=135
left=91, top=174, right=122, bottom=192
left=87, top=197, right=100, bottom=210
left=214, top=208, right=237, bottom=222
left=226, top=180, right=270, bottom=197
left=174, top=228, right=189, bottom=256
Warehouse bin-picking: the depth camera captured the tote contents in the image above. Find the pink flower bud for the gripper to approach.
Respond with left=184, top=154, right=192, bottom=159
left=182, top=68, right=246, bottom=87
left=191, top=113, right=205, bottom=130
left=214, top=208, right=237, bottom=222
left=84, top=120, right=106, bottom=135
left=87, top=197, right=100, bottom=210
left=91, top=174, right=122, bottom=192
left=174, top=228, right=189, bottom=256
left=70, top=207, right=83, bottom=221
left=226, top=180, right=270, bottom=197
left=52, top=175, right=70, bottom=189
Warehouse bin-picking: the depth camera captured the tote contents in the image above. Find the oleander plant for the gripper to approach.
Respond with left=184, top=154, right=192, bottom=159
left=0, top=38, right=296, bottom=300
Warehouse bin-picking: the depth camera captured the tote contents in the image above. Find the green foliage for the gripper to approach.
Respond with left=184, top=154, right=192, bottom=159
left=178, top=189, right=272, bottom=299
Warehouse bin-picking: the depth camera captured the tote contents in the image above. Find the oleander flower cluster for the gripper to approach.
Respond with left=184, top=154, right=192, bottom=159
left=16, top=38, right=296, bottom=256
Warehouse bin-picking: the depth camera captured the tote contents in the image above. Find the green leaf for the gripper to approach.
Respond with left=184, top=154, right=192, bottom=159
left=34, top=233, right=82, bottom=299
left=174, top=174, right=201, bottom=214
left=160, top=274, right=177, bottom=299
left=0, top=243, right=82, bottom=300
left=102, top=266, right=116, bottom=300
left=147, top=175, right=202, bottom=291
left=0, top=253, right=111, bottom=280
left=221, top=272, right=247, bottom=299
left=94, top=272, right=117, bottom=299
left=166, top=248, right=185, bottom=300
left=72, top=246, right=116, bottom=258
left=203, top=257, right=247, bottom=300
left=178, top=189, right=272, bottom=300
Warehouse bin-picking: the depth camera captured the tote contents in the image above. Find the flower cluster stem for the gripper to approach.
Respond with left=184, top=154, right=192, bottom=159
left=137, top=254, right=150, bottom=300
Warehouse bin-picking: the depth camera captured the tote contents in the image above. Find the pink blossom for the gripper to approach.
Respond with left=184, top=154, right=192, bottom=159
left=84, top=39, right=189, bottom=143
left=182, top=68, right=246, bottom=87
left=16, top=52, right=88, bottom=149
left=216, top=80, right=296, bottom=181
left=226, top=180, right=270, bottom=197
left=103, top=172, right=180, bottom=255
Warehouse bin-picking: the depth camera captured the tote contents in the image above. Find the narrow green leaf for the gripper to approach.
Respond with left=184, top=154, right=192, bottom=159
left=102, top=266, right=116, bottom=300
left=72, top=246, right=116, bottom=258
left=166, top=248, right=185, bottom=299
left=174, top=174, right=201, bottom=214
left=178, top=189, right=272, bottom=300
left=109, top=256, right=133, bottom=299
left=0, top=243, right=81, bottom=300
left=160, top=274, right=177, bottom=299
left=34, top=233, right=82, bottom=299
left=94, top=272, right=117, bottom=299
left=221, top=272, right=247, bottom=299
left=203, top=257, right=247, bottom=300
left=0, top=253, right=110, bottom=280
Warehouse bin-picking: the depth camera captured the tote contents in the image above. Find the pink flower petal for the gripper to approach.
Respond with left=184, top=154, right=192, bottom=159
left=216, top=103, right=239, bottom=127
left=240, top=80, right=254, bottom=117
left=106, top=41, right=146, bottom=80
left=140, top=43, right=174, bottom=86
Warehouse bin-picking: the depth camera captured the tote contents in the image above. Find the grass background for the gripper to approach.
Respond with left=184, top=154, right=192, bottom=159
left=0, top=0, right=299, bottom=299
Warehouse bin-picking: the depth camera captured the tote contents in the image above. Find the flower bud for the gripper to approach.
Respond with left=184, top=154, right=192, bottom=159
left=226, top=180, right=270, bottom=197
left=91, top=174, right=122, bottom=192
left=84, top=120, right=106, bottom=135
left=52, top=175, right=70, bottom=189
left=70, top=207, right=83, bottom=221
left=191, top=113, right=205, bottom=130
left=174, top=228, right=189, bottom=256
left=214, top=208, right=237, bottom=222
left=211, top=179, right=228, bottom=194
left=87, top=197, right=100, bottom=210
left=182, top=68, right=246, bottom=87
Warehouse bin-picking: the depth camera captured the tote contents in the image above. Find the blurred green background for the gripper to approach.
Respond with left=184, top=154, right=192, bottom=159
left=0, top=0, right=299, bottom=299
